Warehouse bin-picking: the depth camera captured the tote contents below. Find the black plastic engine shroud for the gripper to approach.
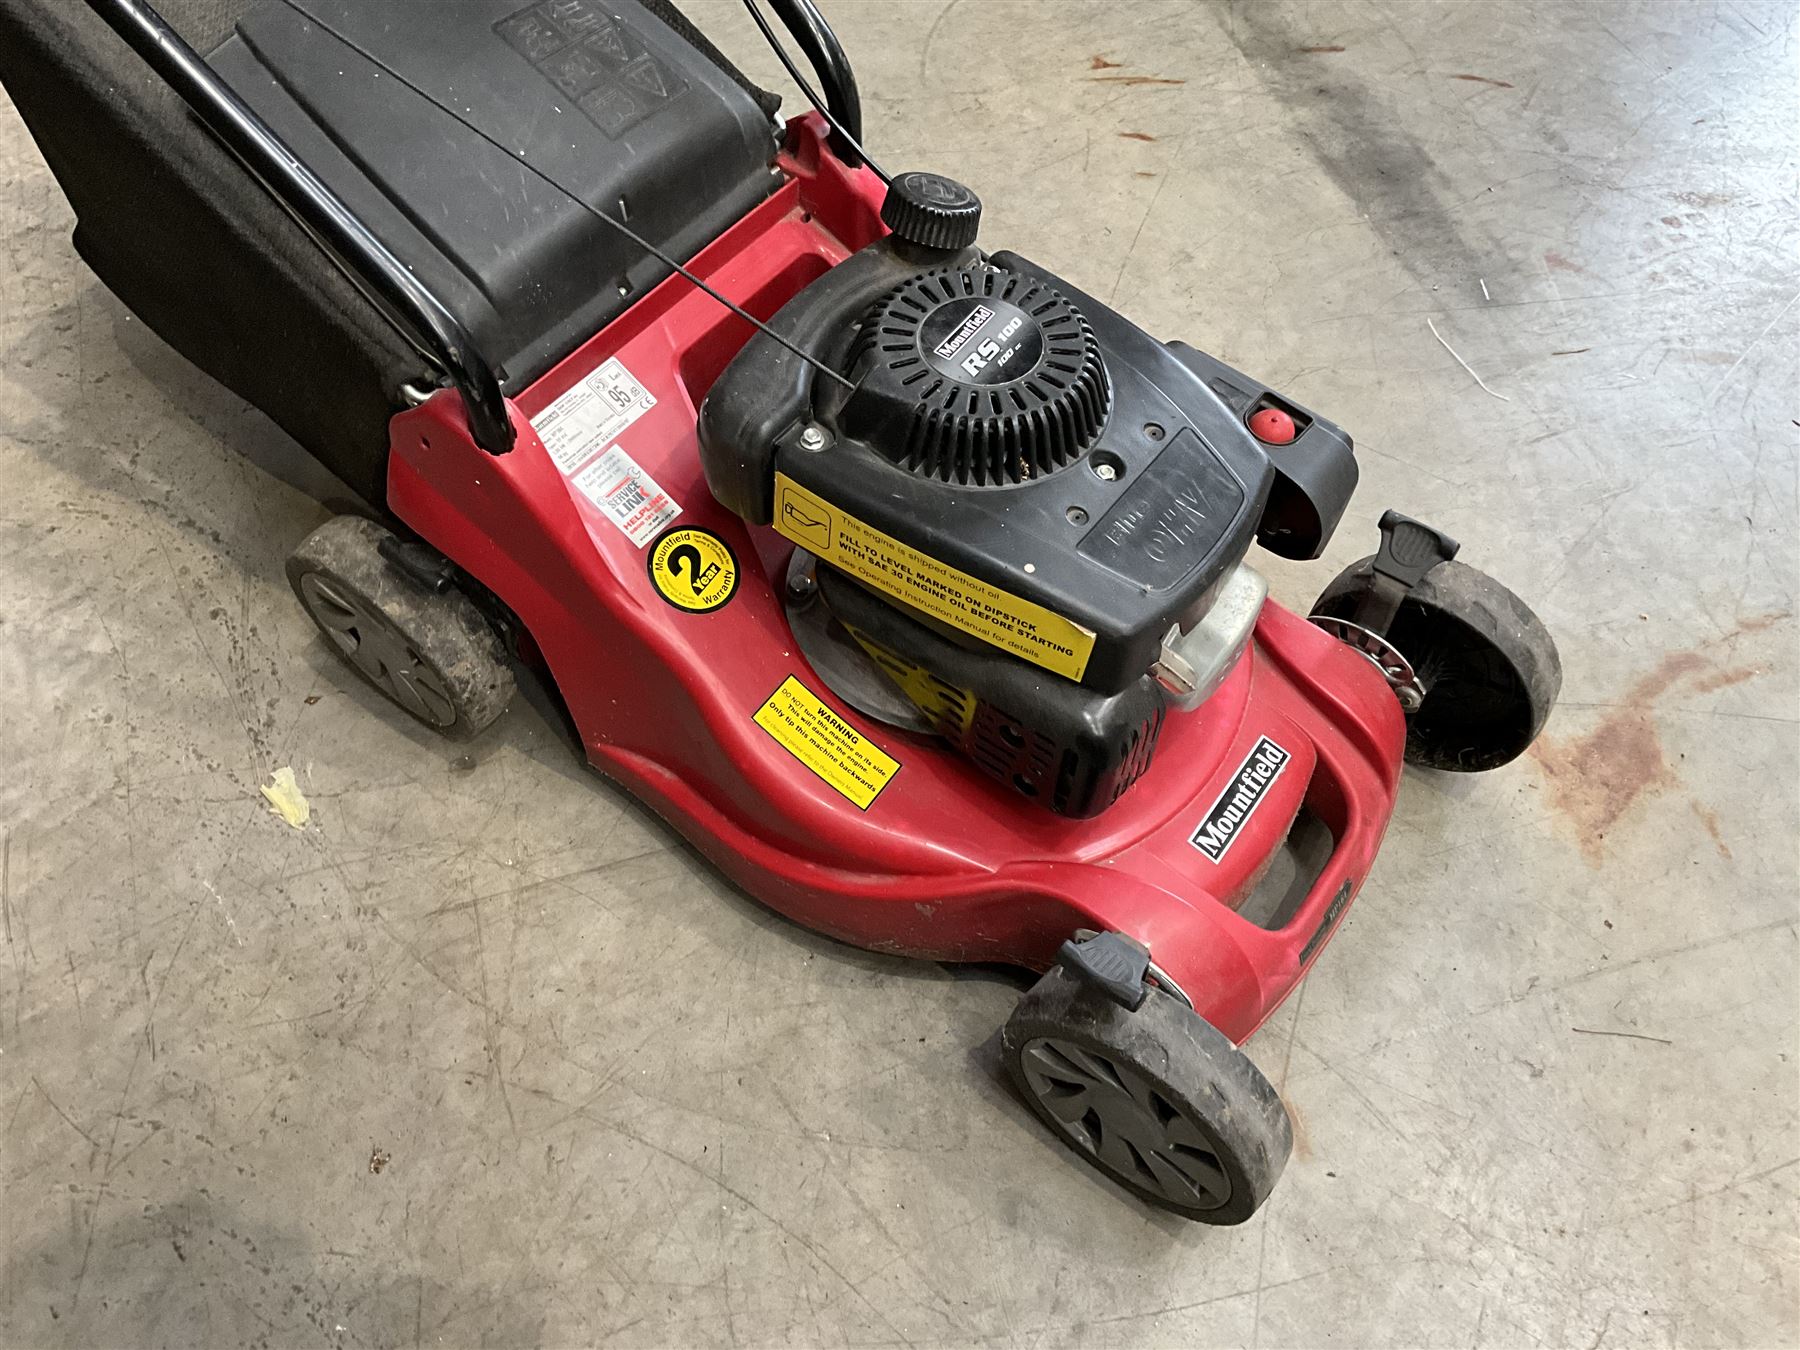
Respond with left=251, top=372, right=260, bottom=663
left=702, top=242, right=1357, bottom=696
left=838, top=265, right=1112, bottom=486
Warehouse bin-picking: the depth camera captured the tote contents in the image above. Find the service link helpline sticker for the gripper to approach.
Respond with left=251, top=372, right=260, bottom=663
left=571, top=447, right=679, bottom=545
left=528, top=357, right=678, bottom=546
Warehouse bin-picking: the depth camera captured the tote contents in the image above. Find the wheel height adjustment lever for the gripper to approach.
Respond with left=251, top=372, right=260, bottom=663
left=1309, top=511, right=1458, bottom=714
left=378, top=534, right=458, bottom=594
left=1353, top=510, right=1459, bottom=637
left=1056, top=931, right=1151, bottom=1011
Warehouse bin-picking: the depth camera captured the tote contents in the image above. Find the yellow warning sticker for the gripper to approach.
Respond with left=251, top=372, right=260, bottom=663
left=753, top=676, right=899, bottom=810
left=648, top=526, right=738, bottom=613
left=771, top=473, right=1096, bottom=681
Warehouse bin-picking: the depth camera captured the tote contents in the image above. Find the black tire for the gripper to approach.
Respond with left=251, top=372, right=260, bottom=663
left=286, top=516, right=513, bottom=739
left=1314, top=558, right=1561, bottom=771
left=1001, top=967, right=1292, bottom=1224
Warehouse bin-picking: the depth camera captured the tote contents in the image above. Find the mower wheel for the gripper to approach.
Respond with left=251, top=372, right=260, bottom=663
left=1313, top=558, right=1560, bottom=771
left=1001, top=966, right=1291, bottom=1224
left=286, top=516, right=513, bottom=739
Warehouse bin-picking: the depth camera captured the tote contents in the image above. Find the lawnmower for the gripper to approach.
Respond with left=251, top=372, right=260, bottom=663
left=0, top=0, right=1560, bottom=1223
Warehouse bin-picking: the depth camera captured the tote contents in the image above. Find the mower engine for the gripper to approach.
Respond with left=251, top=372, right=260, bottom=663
left=700, top=174, right=1358, bottom=817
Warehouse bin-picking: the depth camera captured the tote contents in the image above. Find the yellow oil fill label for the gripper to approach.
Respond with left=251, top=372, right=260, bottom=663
left=753, top=676, right=899, bottom=810
left=772, top=473, right=1096, bottom=681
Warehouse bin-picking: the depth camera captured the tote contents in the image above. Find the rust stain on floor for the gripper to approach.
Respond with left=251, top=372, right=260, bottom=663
left=1088, top=55, right=1122, bottom=70
left=1118, top=131, right=1157, bottom=142
left=1451, top=73, right=1515, bottom=88
left=1733, top=611, right=1787, bottom=635
left=1544, top=250, right=1586, bottom=273
left=1690, top=801, right=1732, bottom=860
left=1087, top=75, right=1187, bottom=86
left=1530, top=614, right=1787, bottom=864
left=1531, top=652, right=1705, bottom=861
left=1689, top=663, right=1767, bottom=694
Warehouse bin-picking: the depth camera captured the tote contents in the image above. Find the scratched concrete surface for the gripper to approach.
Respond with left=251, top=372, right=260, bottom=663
left=2, top=1, right=1796, bottom=1345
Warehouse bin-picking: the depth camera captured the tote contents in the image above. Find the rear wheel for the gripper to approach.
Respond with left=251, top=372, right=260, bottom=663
left=287, top=515, right=513, bottom=739
left=1313, top=558, right=1560, bottom=771
left=1001, top=965, right=1292, bottom=1224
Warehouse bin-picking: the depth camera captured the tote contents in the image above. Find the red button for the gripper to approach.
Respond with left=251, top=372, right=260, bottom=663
left=1249, top=407, right=1297, bottom=445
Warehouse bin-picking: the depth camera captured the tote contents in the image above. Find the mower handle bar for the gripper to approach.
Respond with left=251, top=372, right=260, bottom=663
left=83, top=0, right=518, bottom=454
left=83, top=0, right=866, bottom=458
left=764, top=0, right=863, bottom=162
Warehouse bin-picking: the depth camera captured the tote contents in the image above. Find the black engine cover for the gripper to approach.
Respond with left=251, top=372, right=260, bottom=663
left=700, top=238, right=1361, bottom=704
left=699, top=231, right=1361, bottom=814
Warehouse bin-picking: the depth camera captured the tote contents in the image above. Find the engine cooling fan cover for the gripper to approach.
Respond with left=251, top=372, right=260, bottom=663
left=840, top=266, right=1111, bottom=486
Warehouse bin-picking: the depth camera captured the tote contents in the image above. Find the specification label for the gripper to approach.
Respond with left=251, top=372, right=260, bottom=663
left=529, top=356, right=657, bottom=475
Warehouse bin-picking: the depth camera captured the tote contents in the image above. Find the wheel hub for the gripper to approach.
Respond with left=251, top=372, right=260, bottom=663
left=1018, top=1036, right=1232, bottom=1209
left=298, top=574, right=457, bottom=728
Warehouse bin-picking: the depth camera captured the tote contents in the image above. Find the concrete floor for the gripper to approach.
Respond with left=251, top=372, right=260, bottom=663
left=2, top=1, right=1796, bottom=1345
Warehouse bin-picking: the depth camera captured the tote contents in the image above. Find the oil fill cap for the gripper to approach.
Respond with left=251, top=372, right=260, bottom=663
left=881, top=171, right=983, bottom=250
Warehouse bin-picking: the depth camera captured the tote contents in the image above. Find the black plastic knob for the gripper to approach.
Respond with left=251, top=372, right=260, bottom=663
left=880, top=171, right=982, bottom=251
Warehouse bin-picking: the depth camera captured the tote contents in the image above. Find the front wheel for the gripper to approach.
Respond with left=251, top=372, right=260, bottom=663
left=1313, top=558, right=1561, bottom=771
left=1001, top=966, right=1292, bottom=1224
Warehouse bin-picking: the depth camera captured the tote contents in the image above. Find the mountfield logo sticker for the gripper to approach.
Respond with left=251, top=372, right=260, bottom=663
left=933, top=303, right=994, bottom=361
left=1189, top=737, right=1291, bottom=862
